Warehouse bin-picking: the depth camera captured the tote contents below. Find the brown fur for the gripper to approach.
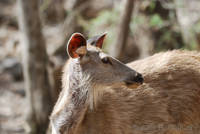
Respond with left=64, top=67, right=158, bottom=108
left=51, top=50, right=200, bottom=134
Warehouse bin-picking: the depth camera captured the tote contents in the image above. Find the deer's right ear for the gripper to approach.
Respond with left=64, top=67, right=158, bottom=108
left=67, top=33, right=87, bottom=58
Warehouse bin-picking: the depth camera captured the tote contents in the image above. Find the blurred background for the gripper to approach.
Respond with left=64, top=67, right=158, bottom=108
left=0, top=0, right=200, bottom=134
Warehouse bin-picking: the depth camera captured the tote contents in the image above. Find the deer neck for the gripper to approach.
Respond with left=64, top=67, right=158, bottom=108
left=67, top=59, right=103, bottom=110
left=52, top=60, right=102, bottom=134
left=62, top=60, right=89, bottom=133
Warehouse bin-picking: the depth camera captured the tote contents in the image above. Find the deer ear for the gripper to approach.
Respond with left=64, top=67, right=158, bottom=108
left=67, top=33, right=87, bottom=58
left=95, top=33, right=107, bottom=48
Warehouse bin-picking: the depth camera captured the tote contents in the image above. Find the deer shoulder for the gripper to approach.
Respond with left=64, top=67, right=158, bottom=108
left=51, top=33, right=200, bottom=134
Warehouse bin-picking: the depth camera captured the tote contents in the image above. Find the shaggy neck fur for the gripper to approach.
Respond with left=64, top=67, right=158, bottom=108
left=51, top=59, right=104, bottom=134
left=66, top=59, right=103, bottom=110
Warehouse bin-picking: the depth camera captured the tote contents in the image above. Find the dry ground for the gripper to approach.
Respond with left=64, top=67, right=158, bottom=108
left=0, top=73, right=26, bottom=134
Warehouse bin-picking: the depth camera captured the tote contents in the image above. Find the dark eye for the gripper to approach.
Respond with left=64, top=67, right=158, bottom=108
left=101, top=57, right=112, bottom=65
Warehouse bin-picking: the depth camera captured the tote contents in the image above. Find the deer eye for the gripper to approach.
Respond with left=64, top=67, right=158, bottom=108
left=101, top=57, right=112, bottom=65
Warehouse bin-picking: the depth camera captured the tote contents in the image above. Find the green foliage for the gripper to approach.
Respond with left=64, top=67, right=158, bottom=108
left=193, top=21, right=200, bottom=34
left=149, top=1, right=156, bottom=12
left=150, top=14, right=163, bottom=28
left=81, top=0, right=200, bottom=53
left=40, top=0, right=51, bottom=12
left=156, top=30, right=183, bottom=51
left=81, top=8, right=120, bottom=52
left=130, top=15, right=146, bottom=34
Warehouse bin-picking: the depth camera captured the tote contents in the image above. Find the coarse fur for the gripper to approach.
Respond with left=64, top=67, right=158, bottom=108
left=127, top=50, right=200, bottom=134
left=50, top=33, right=200, bottom=134
left=50, top=33, right=143, bottom=134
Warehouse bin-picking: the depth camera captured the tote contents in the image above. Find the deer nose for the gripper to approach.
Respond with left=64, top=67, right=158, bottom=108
left=133, top=73, right=144, bottom=84
left=125, top=73, right=144, bottom=86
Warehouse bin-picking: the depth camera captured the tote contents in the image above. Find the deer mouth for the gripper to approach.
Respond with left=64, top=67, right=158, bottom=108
left=124, top=74, right=144, bottom=89
left=125, top=81, right=143, bottom=89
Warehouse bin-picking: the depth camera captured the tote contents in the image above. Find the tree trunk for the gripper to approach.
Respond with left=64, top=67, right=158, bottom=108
left=53, top=0, right=90, bottom=58
left=175, top=0, right=200, bottom=49
left=18, top=0, right=53, bottom=133
left=41, top=0, right=66, bottom=24
left=49, top=0, right=90, bottom=103
left=110, top=0, right=134, bottom=58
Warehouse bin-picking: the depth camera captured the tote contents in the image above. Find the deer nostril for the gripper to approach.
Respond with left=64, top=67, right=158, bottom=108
left=125, top=73, right=143, bottom=88
left=125, top=73, right=144, bottom=85
left=134, top=73, right=144, bottom=84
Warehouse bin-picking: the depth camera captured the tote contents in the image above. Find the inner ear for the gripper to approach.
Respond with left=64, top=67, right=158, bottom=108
left=96, top=33, right=107, bottom=49
left=87, top=33, right=107, bottom=49
left=67, top=33, right=87, bottom=58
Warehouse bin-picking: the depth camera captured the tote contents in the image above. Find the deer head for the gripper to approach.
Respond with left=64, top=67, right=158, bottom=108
left=66, top=33, right=143, bottom=90
left=51, top=33, right=144, bottom=134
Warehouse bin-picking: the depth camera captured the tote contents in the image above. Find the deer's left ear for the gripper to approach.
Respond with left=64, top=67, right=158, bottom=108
left=67, top=33, right=87, bottom=58
left=96, top=33, right=107, bottom=48
left=87, top=33, right=107, bottom=49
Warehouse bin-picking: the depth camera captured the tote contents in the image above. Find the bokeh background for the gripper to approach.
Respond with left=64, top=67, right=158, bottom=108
left=0, top=0, right=200, bottom=134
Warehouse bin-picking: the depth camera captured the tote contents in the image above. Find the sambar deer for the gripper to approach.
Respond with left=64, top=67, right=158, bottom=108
left=50, top=33, right=200, bottom=134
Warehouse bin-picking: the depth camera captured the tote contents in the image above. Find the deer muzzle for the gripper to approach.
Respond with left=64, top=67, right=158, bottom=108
left=124, top=73, right=144, bottom=89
